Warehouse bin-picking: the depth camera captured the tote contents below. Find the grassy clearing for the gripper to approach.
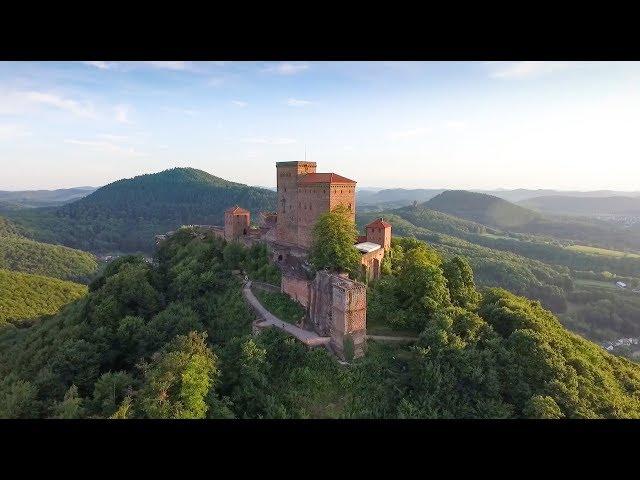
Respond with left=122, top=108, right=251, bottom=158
left=574, top=278, right=628, bottom=292
left=253, top=289, right=306, bottom=324
left=365, top=312, right=416, bottom=337
left=567, top=244, right=640, bottom=259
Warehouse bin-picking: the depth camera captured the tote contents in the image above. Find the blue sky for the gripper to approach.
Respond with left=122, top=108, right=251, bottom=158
left=1, top=61, right=640, bottom=191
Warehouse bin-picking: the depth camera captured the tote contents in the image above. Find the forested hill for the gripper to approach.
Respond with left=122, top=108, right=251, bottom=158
left=0, top=216, right=19, bottom=237
left=425, top=190, right=542, bottom=229
left=5, top=168, right=277, bottom=253
left=0, top=214, right=97, bottom=282
left=425, top=190, right=640, bottom=252
left=1, top=229, right=639, bottom=419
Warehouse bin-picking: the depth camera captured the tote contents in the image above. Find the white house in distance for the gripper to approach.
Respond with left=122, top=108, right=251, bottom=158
left=616, top=281, right=627, bottom=289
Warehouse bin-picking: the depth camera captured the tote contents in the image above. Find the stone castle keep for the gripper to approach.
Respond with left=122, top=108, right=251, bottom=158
left=162, top=161, right=392, bottom=360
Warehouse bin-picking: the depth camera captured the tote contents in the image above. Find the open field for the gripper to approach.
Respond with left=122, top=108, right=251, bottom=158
left=574, top=278, right=634, bottom=293
left=567, top=244, right=640, bottom=258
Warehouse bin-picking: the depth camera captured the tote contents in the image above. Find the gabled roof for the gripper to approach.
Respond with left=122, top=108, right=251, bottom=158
left=366, top=217, right=392, bottom=229
left=226, top=205, right=250, bottom=215
left=298, top=172, right=356, bottom=185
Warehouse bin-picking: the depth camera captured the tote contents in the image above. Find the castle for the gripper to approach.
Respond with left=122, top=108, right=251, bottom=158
left=168, top=161, right=392, bottom=360
left=223, top=161, right=391, bottom=281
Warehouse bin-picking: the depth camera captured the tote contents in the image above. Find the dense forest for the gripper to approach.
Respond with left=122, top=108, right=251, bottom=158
left=4, top=168, right=277, bottom=253
left=0, top=234, right=97, bottom=282
left=1, top=228, right=639, bottom=419
left=0, top=269, right=87, bottom=327
left=358, top=199, right=640, bottom=344
left=357, top=211, right=574, bottom=313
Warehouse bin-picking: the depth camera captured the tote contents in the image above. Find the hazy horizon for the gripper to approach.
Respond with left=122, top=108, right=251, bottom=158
left=2, top=61, right=640, bottom=191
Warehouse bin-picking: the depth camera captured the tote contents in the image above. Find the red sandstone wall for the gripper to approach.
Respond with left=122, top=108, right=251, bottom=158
left=276, top=162, right=316, bottom=245
left=225, top=212, right=250, bottom=241
left=360, top=249, right=385, bottom=281
left=328, top=183, right=356, bottom=224
left=366, top=225, right=391, bottom=251
left=281, top=275, right=311, bottom=308
left=296, top=183, right=331, bottom=249
left=296, top=182, right=356, bottom=249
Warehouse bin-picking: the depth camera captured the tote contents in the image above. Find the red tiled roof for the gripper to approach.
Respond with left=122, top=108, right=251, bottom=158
left=298, top=172, right=356, bottom=185
left=226, top=205, right=250, bottom=215
left=366, top=218, right=392, bottom=229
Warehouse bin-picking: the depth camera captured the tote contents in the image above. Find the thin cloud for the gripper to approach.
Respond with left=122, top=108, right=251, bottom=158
left=445, top=120, right=465, bottom=129
left=262, top=62, right=309, bottom=75
left=0, top=124, right=30, bottom=141
left=232, top=100, right=248, bottom=107
left=26, top=91, right=97, bottom=118
left=242, top=136, right=296, bottom=145
left=489, top=61, right=570, bottom=79
left=65, top=139, right=147, bottom=157
left=162, top=106, right=198, bottom=116
left=388, top=127, right=431, bottom=140
left=97, top=133, right=129, bottom=142
left=114, top=104, right=132, bottom=123
left=145, top=61, right=192, bottom=71
left=286, top=98, right=313, bottom=107
left=84, top=61, right=118, bottom=70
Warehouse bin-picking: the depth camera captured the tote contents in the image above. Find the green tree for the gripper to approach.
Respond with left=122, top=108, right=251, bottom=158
left=309, top=205, right=361, bottom=278
left=0, top=380, right=42, bottom=419
left=139, top=331, right=218, bottom=419
left=443, top=256, right=481, bottom=311
left=90, top=372, right=135, bottom=418
left=396, top=245, right=451, bottom=324
left=523, top=395, right=564, bottom=419
left=52, top=384, right=85, bottom=418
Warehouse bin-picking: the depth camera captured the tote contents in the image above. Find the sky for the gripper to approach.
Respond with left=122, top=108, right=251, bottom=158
left=1, top=61, right=640, bottom=191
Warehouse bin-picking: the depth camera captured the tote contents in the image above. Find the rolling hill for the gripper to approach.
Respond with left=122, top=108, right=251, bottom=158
left=0, top=234, right=97, bottom=282
left=424, top=190, right=640, bottom=252
left=0, top=268, right=87, bottom=327
left=0, top=186, right=96, bottom=209
left=520, top=195, right=640, bottom=216
left=425, top=190, right=542, bottom=229
left=4, top=168, right=277, bottom=253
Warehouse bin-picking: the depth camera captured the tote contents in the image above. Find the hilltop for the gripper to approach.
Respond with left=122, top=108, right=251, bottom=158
left=2, top=230, right=640, bottom=419
left=5, top=168, right=277, bottom=253
left=424, top=190, right=640, bottom=252
left=425, top=190, right=542, bottom=229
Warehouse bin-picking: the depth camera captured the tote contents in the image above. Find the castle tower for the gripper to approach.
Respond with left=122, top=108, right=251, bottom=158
left=224, top=205, right=250, bottom=241
left=276, top=161, right=316, bottom=245
left=365, top=217, right=392, bottom=251
left=296, top=172, right=356, bottom=249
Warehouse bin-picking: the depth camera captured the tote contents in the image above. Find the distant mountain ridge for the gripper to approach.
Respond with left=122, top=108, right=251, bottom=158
left=5, top=167, right=277, bottom=253
left=357, top=187, right=640, bottom=207
left=520, top=195, right=640, bottom=216
left=423, top=190, right=640, bottom=252
left=0, top=186, right=97, bottom=209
